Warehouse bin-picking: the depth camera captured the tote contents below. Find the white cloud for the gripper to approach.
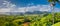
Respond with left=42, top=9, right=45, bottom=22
left=54, top=8, right=60, bottom=12
left=17, top=4, right=60, bottom=12
left=0, top=1, right=16, bottom=12
left=0, top=8, right=10, bottom=12
left=40, top=5, right=51, bottom=11
left=18, top=4, right=51, bottom=12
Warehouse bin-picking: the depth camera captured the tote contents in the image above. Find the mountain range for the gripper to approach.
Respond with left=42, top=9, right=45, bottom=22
left=0, top=11, right=51, bottom=15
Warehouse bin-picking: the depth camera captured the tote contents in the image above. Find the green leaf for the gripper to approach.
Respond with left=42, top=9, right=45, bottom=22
left=48, top=0, right=53, bottom=2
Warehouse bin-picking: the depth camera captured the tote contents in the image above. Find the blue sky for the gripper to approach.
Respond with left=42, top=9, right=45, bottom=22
left=9, top=0, right=48, bottom=7
left=8, top=0, right=60, bottom=8
left=0, top=0, right=60, bottom=13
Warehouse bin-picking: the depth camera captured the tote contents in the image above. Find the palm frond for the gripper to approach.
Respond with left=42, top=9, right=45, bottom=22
left=48, top=0, right=59, bottom=2
left=48, top=0, right=53, bottom=2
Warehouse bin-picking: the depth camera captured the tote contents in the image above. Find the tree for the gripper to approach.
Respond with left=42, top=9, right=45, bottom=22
left=48, top=0, right=60, bottom=24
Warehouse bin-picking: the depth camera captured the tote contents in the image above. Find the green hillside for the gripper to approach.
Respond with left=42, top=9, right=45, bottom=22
left=0, top=13, right=60, bottom=26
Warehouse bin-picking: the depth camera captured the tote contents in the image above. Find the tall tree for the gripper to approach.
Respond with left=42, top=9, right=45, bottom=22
left=48, top=0, right=60, bottom=24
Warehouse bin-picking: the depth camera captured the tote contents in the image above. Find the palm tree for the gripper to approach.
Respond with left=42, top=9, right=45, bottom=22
left=48, top=0, right=60, bottom=24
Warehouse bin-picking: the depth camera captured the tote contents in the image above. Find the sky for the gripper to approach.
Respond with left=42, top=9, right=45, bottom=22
left=0, top=0, right=60, bottom=13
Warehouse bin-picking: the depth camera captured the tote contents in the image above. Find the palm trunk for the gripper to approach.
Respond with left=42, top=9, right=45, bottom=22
left=52, top=5, right=54, bottom=24
left=51, top=3, right=55, bottom=24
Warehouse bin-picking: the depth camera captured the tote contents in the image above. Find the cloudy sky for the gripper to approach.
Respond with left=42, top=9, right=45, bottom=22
left=0, top=0, right=60, bottom=13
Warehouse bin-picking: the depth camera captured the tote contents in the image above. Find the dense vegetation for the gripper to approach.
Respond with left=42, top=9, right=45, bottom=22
left=0, top=13, right=60, bottom=26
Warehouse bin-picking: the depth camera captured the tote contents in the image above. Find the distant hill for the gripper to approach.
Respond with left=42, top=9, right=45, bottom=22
left=25, top=11, right=51, bottom=14
left=0, top=11, right=51, bottom=15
